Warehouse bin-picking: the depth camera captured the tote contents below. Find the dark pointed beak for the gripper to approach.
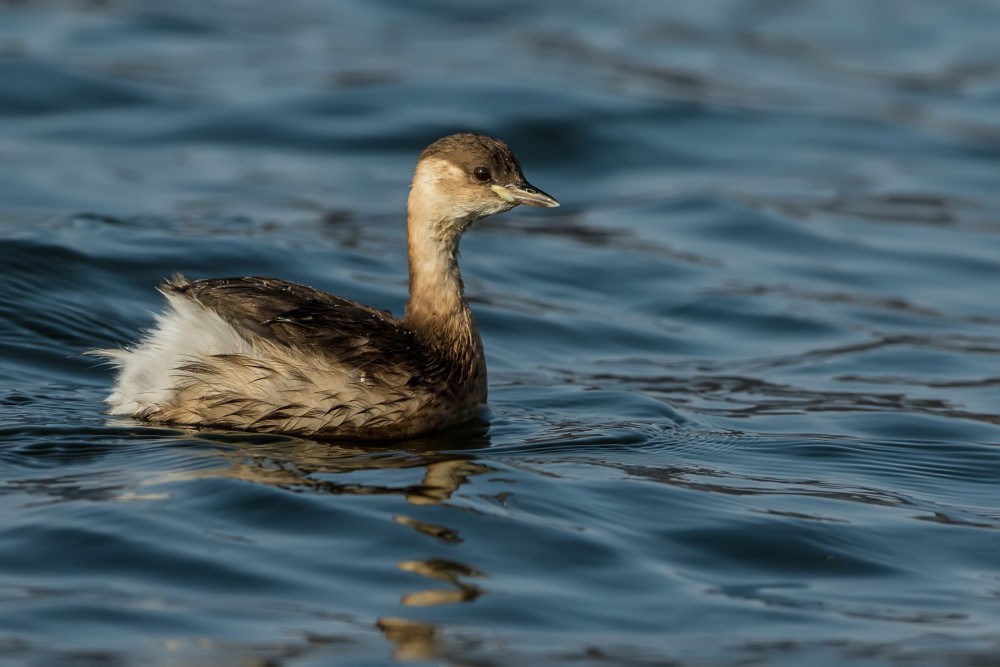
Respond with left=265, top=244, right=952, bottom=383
left=491, top=182, right=560, bottom=208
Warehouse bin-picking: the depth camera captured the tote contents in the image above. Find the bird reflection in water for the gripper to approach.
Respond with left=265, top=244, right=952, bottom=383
left=165, top=425, right=492, bottom=661
left=397, top=558, right=485, bottom=606
left=376, top=616, right=440, bottom=662
left=185, top=423, right=492, bottom=502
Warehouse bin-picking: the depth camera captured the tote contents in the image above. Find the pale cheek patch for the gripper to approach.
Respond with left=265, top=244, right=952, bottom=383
left=412, top=159, right=513, bottom=222
left=411, top=158, right=462, bottom=193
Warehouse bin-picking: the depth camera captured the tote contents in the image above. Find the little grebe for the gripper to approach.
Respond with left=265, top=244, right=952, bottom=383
left=97, top=133, right=559, bottom=440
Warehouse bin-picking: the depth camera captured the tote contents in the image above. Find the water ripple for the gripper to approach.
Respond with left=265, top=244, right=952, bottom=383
left=3, top=0, right=1000, bottom=664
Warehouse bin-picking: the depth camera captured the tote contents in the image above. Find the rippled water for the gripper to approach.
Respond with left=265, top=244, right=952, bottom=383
left=2, top=1, right=1000, bottom=665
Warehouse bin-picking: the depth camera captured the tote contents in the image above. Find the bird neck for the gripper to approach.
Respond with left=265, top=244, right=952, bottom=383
left=403, top=185, right=479, bottom=352
left=405, top=223, right=468, bottom=326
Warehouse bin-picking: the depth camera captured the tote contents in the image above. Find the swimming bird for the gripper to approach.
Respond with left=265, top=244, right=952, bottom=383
left=97, top=133, right=559, bottom=440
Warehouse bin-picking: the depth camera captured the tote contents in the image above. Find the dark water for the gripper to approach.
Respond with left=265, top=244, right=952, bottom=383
left=2, top=1, right=1000, bottom=664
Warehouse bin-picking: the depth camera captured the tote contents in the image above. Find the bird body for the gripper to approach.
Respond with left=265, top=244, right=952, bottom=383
left=97, top=134, right=558, bottom=440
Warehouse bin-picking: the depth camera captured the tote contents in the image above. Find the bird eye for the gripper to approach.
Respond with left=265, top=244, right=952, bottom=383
left=472, top=166, right=492, bottom=183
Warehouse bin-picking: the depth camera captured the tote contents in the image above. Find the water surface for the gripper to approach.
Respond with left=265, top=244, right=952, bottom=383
left=2, top=1, right=1000, bottom=665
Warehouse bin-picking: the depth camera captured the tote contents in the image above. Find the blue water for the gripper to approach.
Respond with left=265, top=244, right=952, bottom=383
left=2, top=1, right=1000, bottom=664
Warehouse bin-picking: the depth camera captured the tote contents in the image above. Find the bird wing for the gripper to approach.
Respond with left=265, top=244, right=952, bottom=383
left=162, top=275, right=431, bottom=377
